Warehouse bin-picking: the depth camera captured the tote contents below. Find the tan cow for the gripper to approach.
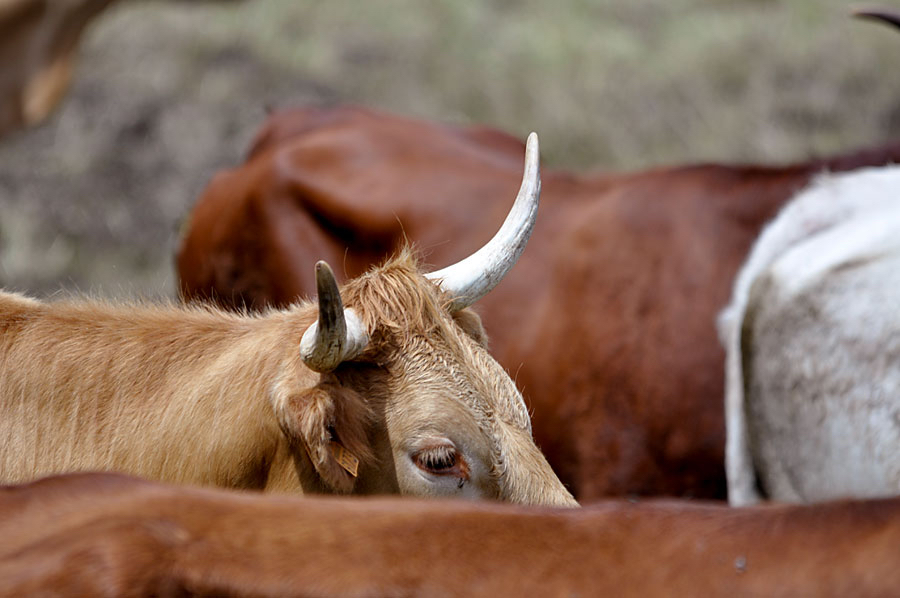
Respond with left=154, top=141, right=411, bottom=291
left=0, top=135, right=576, bottom=505
left=3, top=472, right=900, bottom=597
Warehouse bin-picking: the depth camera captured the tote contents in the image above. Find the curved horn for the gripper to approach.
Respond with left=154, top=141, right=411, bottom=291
left=300, top=261, right=369, bottom=372
left=852, top=7, right=900, bottom=29
left=425, top=131, right=541, bottom=311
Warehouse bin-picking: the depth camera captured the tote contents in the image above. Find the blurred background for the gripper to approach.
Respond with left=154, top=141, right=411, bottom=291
left=1, top=0, right=899, bottom=299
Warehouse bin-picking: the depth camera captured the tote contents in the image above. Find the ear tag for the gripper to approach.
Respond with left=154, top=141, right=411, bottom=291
left=329, top=441, right=359, bottom=477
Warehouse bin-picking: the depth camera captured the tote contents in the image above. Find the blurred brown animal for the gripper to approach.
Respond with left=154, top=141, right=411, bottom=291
left=177, top=105, right=900, bottom=501
left=1, top=139, right=577, bottom=505
left=0, top=0, right=116, bottom=136
left=3, top=472, right=900, bottom=597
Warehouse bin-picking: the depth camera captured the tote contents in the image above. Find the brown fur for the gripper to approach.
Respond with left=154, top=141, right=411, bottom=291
left=0, top=251, right=576, bottom=504
left=0, top=0, right=116, bottom=137
left=3, top=472, right=900, bottom=597
left=176, top=105, right=900, bottom=500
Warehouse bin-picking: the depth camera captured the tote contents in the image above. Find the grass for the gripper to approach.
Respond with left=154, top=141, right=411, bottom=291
left=1, top=0, right=899, bottom=296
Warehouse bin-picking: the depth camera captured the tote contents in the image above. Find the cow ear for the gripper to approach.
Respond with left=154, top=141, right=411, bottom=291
left=453, top=308, right=489, bottom=348
left=275, top=379, right=374, bottom=493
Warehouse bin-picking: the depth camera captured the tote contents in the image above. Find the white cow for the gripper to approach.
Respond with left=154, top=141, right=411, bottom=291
left=720, top=166, right=900, bottom=506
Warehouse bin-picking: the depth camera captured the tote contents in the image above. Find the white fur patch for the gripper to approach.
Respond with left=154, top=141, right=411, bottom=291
left=720, top=166, right=900, bottom=505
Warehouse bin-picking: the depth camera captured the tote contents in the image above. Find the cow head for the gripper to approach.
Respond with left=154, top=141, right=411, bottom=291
left=271, top=134, right=577, bottom=506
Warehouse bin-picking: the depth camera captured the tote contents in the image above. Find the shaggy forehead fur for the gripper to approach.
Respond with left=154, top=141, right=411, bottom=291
left=338, top=247, right=531, bottom=432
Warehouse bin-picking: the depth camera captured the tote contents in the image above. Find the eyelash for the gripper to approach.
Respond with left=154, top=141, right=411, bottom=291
left=414, top=445, right=458, bottom=475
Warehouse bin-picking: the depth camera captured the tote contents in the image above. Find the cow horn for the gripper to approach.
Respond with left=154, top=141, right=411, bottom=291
left=852, top=7, right=900, bottom=29
left=425, top=131, right=541, bottom=311
left=300, top=261, right=369, bottom=372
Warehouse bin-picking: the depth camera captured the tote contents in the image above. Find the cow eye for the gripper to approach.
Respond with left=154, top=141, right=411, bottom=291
left=413, top=445, right=459, bottom=475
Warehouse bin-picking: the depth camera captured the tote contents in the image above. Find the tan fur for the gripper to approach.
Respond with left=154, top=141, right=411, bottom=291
left=274, top=380, right=374, bottom=494
left=0, top=250, right=575, bottom=504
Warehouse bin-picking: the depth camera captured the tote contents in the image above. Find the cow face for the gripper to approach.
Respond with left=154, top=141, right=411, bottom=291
left=380, top=309, right=512, bottom=501
left=343, top=258, right=575, bottom=505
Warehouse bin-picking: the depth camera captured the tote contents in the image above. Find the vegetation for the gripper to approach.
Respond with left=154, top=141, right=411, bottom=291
left=1, top=0, right=898, bottom=296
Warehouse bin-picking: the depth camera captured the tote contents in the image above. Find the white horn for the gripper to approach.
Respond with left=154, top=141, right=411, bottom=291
left=425, top=131, right=541, bottom=311
left=300, top=261, right=369, bottom=372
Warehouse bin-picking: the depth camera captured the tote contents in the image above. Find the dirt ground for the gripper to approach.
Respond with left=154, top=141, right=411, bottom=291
left=2, top=0, right=899, bottom=299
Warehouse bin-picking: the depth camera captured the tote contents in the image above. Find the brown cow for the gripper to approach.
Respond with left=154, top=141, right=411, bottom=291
left=177, top=105, right=900, bottom=500
left=4, top=472, right=900, bottom=597
left=0, top=0, right=116, bottom=137
left=0, top=135, right=576, bottom=506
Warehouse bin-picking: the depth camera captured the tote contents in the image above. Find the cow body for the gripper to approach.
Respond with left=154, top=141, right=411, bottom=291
left=4, top=472, right=900, bottom=597
left=178, top=105, right=900, bottom=500
left=721, top=167, right=900, bottom=505
left=0, top=288, right=311, bottom=491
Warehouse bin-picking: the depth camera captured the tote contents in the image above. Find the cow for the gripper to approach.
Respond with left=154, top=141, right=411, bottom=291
left=0, top=134, right=577, bottom=506
left=0, top=0, right=116, bottom=137
left=4, top=472, right=900, bottom=597
left=720, top=165, right=900, bottom=506
left=177, top=104, right=900, bottom=501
